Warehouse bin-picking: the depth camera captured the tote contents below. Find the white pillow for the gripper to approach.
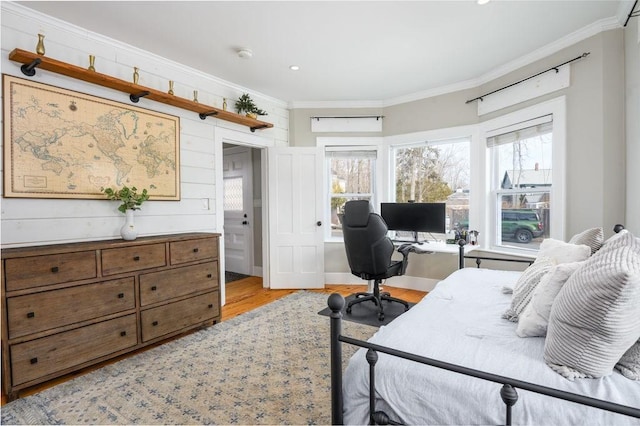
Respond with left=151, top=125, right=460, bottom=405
left=502, top=256, right=555, bottom=322
left=537, top=238, right=591, bottom=264
left=516, top=261, right=583, bottom=337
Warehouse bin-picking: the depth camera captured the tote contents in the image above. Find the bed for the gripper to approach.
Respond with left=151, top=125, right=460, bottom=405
left=329, top=227, right=640, bottom=425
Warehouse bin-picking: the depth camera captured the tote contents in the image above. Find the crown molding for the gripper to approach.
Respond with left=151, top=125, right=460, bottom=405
left=2, top=2, right=288, bottom=108
left=288, top=100, right=384, bottom=109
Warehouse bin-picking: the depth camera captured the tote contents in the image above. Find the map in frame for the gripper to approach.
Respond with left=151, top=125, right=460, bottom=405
left=3, top=75, right=180, bottom=200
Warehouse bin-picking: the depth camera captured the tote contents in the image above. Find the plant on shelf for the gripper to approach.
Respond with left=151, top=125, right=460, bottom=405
left=234, top=93, right=268, bottom=119
left=101, top=185, right=150, bottom=213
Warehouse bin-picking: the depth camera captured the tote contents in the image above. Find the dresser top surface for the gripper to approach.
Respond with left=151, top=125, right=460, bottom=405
left=1, top=233, right=220, bottom=259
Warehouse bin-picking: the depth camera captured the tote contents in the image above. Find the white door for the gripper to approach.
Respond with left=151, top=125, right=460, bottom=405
left=223, top=147, right=253, bottom=275
left=267, top=147, right=324, bottom=289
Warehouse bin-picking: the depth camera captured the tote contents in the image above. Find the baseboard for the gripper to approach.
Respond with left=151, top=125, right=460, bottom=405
left=324, top=273, right=439, bottom=292
left=252, top=266, right=263, bottom=277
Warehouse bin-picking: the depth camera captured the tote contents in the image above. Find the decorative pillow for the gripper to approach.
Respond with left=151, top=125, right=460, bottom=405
left=568, top=227, right=604, bottom=255
left=616, top=339, right=640, bottom=380
left=537, top=238, right=591, bottom=264
left=544, top=230, right=640, bottom=379
left=516, top=261, right=583, bottom=337
left=502, top=257, right=555, bottom=322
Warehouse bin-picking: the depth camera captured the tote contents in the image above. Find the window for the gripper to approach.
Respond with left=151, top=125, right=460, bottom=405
left=391, top=137, right=471, bottom=239
left=488, top=115, right=553, bottom=250
left=326, top=148, right=377, bottom=239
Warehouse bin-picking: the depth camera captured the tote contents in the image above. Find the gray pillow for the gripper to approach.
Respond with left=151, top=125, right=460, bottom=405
left=616, top=339, right=640, bottom=380
left=544, top=230, right=640, bottom=379
left=568, top=227, right=604, bottom=254
left=502, top=257, right=555, bottom=322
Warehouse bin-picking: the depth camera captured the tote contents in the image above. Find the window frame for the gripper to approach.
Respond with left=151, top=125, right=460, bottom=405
left=479, top=96, right=566, bottom=254
left=318, top=137, right=384, bottom=242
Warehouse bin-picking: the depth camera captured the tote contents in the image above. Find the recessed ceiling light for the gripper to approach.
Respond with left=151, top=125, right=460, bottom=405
left=289, top=65, right=300, bottom=71
left=477, top=0, right=490, bottom=4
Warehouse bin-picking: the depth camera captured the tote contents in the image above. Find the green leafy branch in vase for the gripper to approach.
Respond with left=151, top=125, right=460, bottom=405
left=101, top=185, right=150, bottom=213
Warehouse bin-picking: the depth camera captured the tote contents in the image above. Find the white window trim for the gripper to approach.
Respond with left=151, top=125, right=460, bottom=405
left=318, top=137, right=384, bottom=242
left=479, top=96, right=566, bottom=255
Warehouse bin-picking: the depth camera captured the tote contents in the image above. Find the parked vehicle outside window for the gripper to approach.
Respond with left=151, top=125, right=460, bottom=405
left=456, top=209, right=544, bottom=244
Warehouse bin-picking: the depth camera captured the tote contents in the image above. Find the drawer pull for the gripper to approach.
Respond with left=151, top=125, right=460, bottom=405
left=207, top=274, right=212, bottom=278
left=133, top=256, right=140, bottom=261
left=120, top=331, right=127, bottom=337
left=152, top=321, right=159, bottom=326
left=117, top=293, right=125, bottom=298
left=193, top=248, right=199, bottom=253
left=51, top=266, right=59, bottom=273
left=27, top=312, right=35, bottom=318
left=151, top=286, right=157, bottom=291
left=30, top=357, right=38, bottom=365
left=208, top=304, right=214, bottom=309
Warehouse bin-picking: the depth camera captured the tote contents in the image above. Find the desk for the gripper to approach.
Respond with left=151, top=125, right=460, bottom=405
left=394, top=240, right=478, bottom=269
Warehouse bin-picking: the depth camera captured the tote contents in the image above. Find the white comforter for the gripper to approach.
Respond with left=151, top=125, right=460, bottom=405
left=343, top=268, right=640, bottom=425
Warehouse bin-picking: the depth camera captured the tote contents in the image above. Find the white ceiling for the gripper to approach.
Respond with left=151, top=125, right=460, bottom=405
left=16, top=1, right=632, bottom=106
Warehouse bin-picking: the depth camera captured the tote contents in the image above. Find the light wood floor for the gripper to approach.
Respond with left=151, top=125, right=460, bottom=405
left=1, top=277, right=426, bottom=405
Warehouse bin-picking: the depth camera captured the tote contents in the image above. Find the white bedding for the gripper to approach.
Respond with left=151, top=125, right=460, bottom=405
left=343, top=268, right=640, bottom=425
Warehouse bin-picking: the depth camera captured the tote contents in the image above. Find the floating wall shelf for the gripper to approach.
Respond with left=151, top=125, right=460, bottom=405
left=8, top=48, right=274, bottom=132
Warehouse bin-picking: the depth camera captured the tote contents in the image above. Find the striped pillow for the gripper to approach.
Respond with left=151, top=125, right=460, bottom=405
left=569, top=227, right=604, bottom=255
left=544, top=230, right=640, bottom=379
left=502, top=257, right=555, bottom=322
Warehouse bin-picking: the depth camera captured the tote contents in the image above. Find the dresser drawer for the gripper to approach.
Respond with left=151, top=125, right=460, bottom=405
left=170, top=237, right=218, bottom=265
left=7, top=278, right=135, bottom=340
left=140, top=291, right=219, bottom=342
left=10, top=314, right=137, bottom=386
left=4, top=251, right=97, bottom=292
left=101, top=243, right=166, bottom=276
left=139, top=262, right=218, bottom=306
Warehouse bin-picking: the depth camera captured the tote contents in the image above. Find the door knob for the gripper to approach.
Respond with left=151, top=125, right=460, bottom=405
left=317, top=221, right=322, bottom=226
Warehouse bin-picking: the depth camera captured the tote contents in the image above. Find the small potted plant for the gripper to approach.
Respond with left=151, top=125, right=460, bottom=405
left=234, top=93, right=268, bottom=119
left=101, top=185, right=150, bottom=240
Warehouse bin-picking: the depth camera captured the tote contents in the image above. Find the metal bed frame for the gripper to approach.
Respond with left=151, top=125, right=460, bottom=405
left=329, top=233, right=640, bottom=425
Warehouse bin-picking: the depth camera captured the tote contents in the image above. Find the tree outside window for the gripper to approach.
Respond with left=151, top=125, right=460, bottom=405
left=393, top=139, right=470, bottom=234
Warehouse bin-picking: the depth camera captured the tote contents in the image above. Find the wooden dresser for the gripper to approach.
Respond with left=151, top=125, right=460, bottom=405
left=1, top=232, right=221, bottom=400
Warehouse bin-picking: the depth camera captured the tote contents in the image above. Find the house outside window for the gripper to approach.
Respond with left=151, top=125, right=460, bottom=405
left=326, top=148, right=377, bottom=239
left=488, top=115, right=553, bottom=250
left=391, top=137, right=471, bottom=239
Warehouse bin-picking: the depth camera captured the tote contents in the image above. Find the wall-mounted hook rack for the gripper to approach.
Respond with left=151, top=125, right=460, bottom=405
left=8, top=48, right=274, bottom=132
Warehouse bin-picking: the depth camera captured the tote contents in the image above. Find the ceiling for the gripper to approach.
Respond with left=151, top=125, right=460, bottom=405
left=15, top=1, right=632, bottom=106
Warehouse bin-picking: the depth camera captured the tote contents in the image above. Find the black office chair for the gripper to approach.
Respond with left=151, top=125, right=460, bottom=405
left=342, top=200, right=411, bottom=321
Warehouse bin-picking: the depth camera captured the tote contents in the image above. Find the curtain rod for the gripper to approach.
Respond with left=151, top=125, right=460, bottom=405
left=465, top=52, right=590, bottom=104
left=310, top=115, right=383, bottom=120
left=624, top=0, right=639, bottom=27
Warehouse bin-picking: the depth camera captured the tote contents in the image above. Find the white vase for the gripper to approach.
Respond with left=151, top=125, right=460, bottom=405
left=120, top=209, right=138, bottom=240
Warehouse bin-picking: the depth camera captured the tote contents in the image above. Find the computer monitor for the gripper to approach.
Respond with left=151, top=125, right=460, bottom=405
left=380, top=202, right=446, bottom=242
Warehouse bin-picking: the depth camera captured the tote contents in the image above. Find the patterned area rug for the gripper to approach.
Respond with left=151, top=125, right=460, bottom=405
left=1, top=291, right=376, bottom=425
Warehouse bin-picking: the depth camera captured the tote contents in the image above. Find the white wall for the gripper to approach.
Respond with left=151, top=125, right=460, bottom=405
left=625, top=15, right=640, bottom=234
left=0, top=3, right=289, bottom=248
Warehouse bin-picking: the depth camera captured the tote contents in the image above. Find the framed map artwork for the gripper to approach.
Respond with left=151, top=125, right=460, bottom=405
left=2, top=75, right=180, bottom=200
